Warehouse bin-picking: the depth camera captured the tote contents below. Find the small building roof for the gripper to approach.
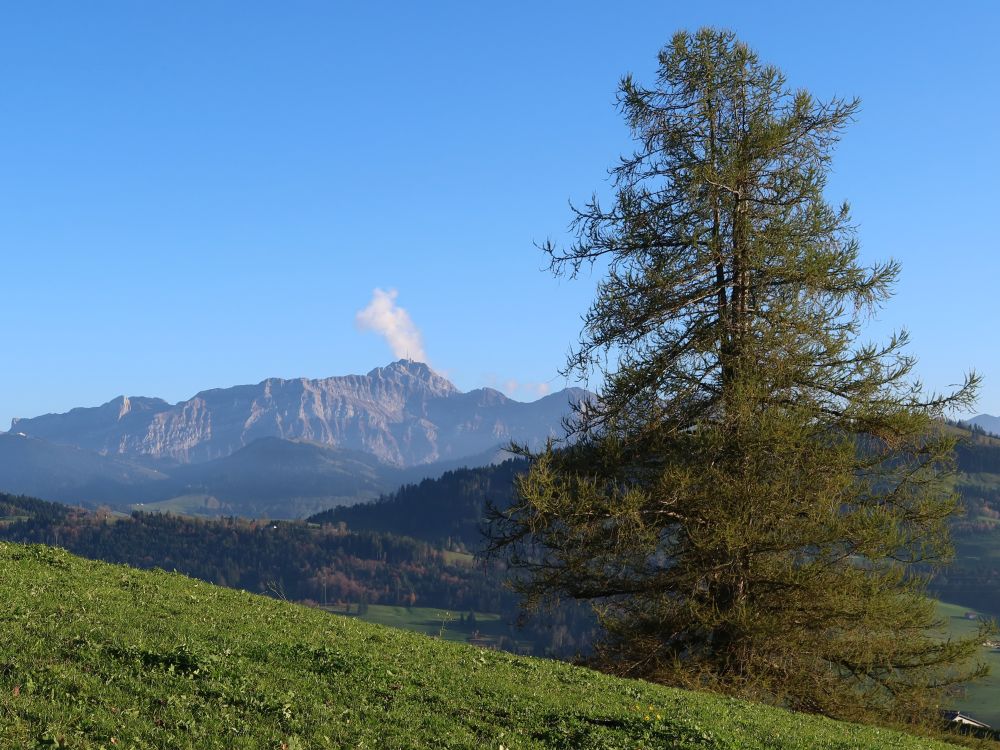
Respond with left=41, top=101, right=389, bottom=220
left=941, top=710, right=991, bottom=729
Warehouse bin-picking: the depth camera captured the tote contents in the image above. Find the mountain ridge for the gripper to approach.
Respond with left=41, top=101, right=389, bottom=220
left=10, top=360, right=587, bottom=467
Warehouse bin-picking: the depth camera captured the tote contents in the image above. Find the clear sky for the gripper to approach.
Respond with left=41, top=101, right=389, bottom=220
left=1, top=1, right=997, bottom=428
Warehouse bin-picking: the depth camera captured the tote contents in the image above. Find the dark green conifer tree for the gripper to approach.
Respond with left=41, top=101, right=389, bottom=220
left=490, top=28, right=987, bottom=724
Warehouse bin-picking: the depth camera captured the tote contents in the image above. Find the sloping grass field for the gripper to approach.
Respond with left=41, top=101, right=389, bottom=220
left=0, top=542, right=966, bottom=749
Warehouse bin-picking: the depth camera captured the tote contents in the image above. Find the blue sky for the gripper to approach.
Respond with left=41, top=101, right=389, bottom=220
left=1, top=1, right=997, bottom=428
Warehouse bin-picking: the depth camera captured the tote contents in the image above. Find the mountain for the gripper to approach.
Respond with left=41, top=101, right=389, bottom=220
left=967, top=414, right=1000, bottom=437
left=10, top=360, right=587, bottom=467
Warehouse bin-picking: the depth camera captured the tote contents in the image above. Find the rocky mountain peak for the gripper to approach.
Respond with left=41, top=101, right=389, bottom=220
left=366, top=359, right=458, bottom=396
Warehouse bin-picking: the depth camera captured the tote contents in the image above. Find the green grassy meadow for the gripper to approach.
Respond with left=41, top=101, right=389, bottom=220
left=322, top=604, right=509, bottom=646
left=130, top=493, right=364, bottom=520
left=0, top=542, right=973, bottom=749
left=331, top=601, right=1000, bottom=729
left=131, top=494, right=227, bottom=515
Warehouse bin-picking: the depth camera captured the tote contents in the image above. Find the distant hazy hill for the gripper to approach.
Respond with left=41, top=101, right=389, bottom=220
left=0, top=431, right=522, bottom=519
left=139, top=438, right=400, bottom=518
left=967, top=414, right=1000, bottom=437
left=10, top=360, right=587, bottom=467
left=0, top=432, right=169, bottom=506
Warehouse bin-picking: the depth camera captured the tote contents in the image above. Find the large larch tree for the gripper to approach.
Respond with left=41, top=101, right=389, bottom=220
left=490, top=28, right=986, bottom=725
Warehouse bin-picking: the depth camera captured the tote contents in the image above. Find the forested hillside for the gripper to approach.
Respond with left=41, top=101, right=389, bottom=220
left=929, top=434, right=1000, bottom=614
left=0, top=492, right=595, bottom=657
left=308, top=459, right=525, bottom=549
left=0, top=494, right=500, bottom=607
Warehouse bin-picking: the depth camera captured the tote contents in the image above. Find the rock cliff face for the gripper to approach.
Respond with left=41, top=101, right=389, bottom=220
left=10, top=361, right=585, bottom=466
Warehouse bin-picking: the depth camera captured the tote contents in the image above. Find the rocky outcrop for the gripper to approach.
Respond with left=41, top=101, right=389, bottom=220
left=10, top=361, right=586, bottom=467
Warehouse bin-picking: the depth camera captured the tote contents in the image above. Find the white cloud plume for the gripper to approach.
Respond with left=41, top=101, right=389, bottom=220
left=355, top=288, right=427, bottom=362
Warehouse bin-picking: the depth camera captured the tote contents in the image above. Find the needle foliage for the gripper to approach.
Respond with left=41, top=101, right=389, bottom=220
left=489, top=28, right=987, bottom=726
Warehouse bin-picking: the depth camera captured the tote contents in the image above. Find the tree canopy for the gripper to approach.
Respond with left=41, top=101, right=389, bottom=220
left=490, top=28, right=986, bottom=725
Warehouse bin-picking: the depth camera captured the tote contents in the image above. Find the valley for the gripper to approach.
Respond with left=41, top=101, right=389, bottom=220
left=4, top=370, right=1000, bottom=737
left=5, top=421, right=1000, bottom=727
